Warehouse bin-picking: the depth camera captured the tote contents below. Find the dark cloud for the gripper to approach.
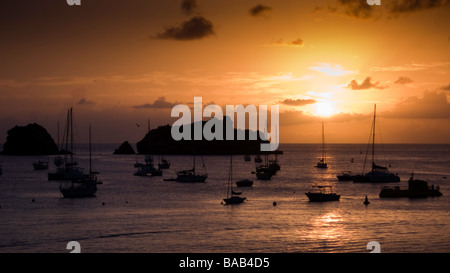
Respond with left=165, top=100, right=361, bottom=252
left=181, top=0, right=199, bottom=15
left=77, top=98, right=95, bottom=106
left=389, top=0, right=450, bottom=14
left=280, top=98, right=317, bottom=106
left=347, top=77, right=388, bottom=90
left=441, top=83, right=450, bottom=90
left=154, top=16, right=215, bottom=41
left=133, top=97, right=178, bottom=109
left=266, top=38, right=305, bottom=48
left=318, top=0, right=450, bottom=19
left=384, top=91, right=450, bottom=119
left=249, top=4, right=273, bottom=16
left=395, top=76, right=414, bottom=84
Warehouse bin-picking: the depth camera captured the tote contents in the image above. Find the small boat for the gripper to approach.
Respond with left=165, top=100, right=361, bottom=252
left=134, top=163, right=162, bottom=176
left=363, top=195, right=370, bottom=205
left=33, top=160, right=49, bottom=170
left=176, top=168, right=207, bottom=182
left=337, top=171, right=353, bottom=181
left=176, top=148, right=207, bottom=183
left=60, top=175, right=101, bottom=198
left=158, top=157, right=171, bottom=169
left=223, top=156, right=247, bottom=205
left=236, top=179, right=253, bottom=187
left=315, top=122, right=328, bottom=168
left=305, top=185, right=340, bottom=202
left=379, top=174, right=442, bottom=198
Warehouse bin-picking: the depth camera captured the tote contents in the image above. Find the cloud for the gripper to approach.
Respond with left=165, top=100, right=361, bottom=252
left=133, top=97, right=179, bottom=109
left=280, top=98, right=317, bottom=106
left=389, top=0, right=450, bottom=14
left=263, top=38, right=305, bottom=48
left=181, top=0, right=199, bottom=15
left=317, top=0, right=450, bottom=20
left=77, top=98, right=95, bottom=106
left=384, top=91, right=450, bottom=119
left=153, top=16, right=215, bottom=41
left=394, top=76, right=414, bottom=84
left=309, top=63, right=356, bottom=76
left=249, top=4, right=273, bottom=16
left=441, top=84, right=450, bottom=90
left=346, top=77, right=388, bottom=90
left=371, top=62, right=450, bottom=72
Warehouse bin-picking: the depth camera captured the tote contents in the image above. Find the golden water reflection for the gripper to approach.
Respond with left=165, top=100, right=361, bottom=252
left=304, top=210, right=355, bottom=250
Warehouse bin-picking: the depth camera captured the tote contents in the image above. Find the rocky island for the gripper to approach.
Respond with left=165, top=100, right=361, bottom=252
left=1, top=123, right=59, bottom=155
left=136, top=119, right=282, bottom=155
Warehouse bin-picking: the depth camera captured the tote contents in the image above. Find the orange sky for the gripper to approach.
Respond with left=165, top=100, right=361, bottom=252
left=0, top=0, right=449, bottom=144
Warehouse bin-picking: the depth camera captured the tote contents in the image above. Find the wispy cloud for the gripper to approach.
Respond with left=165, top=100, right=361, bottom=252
left=181, top=0, right=199, bottom=15
left=249, top=4, right=273, bottom=17
left=371, top=62, right=450, bottom=72
left=280, top=98, right=317, bottom=106
left=153, top=16, right=215, bottom=41
left=261, top=38, right=305, bottom=48
left=346, top=76, right=388, bottom=90
left=133, top=97, right=180, bottom=109
left=316, top=0, right=450, bottom=20
left=309, top=63, right=357, bottom=76
left=78, top=98, right=95, bottom=106
left=395, top=76, right=414, bottom=84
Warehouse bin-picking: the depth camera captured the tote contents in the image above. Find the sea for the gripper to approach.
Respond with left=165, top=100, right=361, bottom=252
left=0, top=143, right=449, bottom=253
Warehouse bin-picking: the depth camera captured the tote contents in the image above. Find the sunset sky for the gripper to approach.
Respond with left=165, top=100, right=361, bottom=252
left=1, top=0, right=449, bottom=145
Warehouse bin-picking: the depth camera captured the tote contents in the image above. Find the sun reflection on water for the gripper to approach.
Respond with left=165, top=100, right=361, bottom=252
left=304, top=210, right=354, bottom=252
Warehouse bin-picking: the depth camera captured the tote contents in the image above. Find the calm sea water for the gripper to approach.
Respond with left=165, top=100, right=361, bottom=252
left=0, top=143, right=449, bottom=253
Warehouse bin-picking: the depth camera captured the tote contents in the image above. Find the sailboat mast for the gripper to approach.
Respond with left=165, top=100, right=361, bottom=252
left=322, top=122, right=325, bottom=160
left=70, top=108, right=74, bottom=164
left=89, top=125, right=92, bottom=175
left=372, top=104, right=376, bottom=171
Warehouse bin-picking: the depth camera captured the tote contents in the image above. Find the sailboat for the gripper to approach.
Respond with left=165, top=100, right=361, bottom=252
left=352, top=105, right=400, bottom=183
left=53, top=121, right=64, bottom=167
left=315, top=122, right=328, bottom=168
left=59, top=125, right=102, bottom=198
left=158, top=156, right=171, bottom=169
left=223, top=156, right=247, bottom=205
left=176, top=145, right=207, bottom=183
left=33, top=159, right=49, bottom=170
left=48, top=108, right=87, bottom=181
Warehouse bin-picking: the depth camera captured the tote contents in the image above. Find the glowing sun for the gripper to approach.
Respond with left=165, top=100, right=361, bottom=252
left=315, top=101, right=335, bottom=117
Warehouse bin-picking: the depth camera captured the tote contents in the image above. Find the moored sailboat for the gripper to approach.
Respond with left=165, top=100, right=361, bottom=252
left=352, top=105, right=400, bottom=183
left=315, top=122, right=328, bottom=168
left=59, top=125, right=102, bottom=198
left=223, top=156, right=247, bottom=205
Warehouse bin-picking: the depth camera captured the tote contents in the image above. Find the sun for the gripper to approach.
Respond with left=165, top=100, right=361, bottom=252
left=315, top=101, right=335, bottom=117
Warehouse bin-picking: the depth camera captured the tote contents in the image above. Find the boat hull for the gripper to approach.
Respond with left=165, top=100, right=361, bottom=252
left=176, top=174, right=207, bottom=183
left=236, top=179, right=253, bottom=187
left=352, top=172, right=400, bottom=183
left=305, top=192, right=340, bottom=202
left=223, top=196, right=247, bottom=204
left=60, top=182, right=97, bottom=198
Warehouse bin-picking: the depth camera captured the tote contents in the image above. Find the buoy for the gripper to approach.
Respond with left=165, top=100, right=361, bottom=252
left=364, top=195, right=370, bottom=205
left=273, top=201, right=277, bottom=206
left=32, top=199, right=35, bottom=203
left=102, top=202, right=105, bottom=206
